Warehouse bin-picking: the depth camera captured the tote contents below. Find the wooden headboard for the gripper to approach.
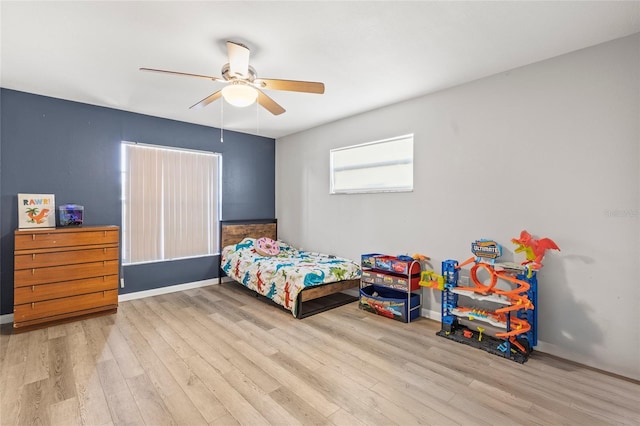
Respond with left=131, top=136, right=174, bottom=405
left=219, top=219, right=278, bottom=250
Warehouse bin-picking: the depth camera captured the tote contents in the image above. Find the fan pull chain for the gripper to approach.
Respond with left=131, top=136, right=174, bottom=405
left=220, top=100, right=224, bottom=143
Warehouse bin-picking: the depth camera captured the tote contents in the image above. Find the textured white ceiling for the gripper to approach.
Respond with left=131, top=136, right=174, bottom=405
left=2, top=1, right=639, bottom=138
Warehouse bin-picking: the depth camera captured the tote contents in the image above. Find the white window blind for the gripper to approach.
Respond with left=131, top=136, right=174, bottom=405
left=121, top=142, right=220, bottom=264
left=330, top=134, right=414, bottom=194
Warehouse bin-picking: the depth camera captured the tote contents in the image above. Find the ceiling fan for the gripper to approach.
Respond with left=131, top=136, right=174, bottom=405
left=140, top=41, right=325, bottom=115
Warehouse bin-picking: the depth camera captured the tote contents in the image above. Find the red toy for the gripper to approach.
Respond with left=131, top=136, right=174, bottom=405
left=511, top=230, right=560, bottom=272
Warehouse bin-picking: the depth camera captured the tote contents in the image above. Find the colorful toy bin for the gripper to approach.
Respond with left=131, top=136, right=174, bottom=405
left=361, top=269, right=421, bottom=291
left=372, top=255, right=420, bottom=275
left=359, top=285, right=420, bottom=323
left=361, top=253, right=382, bottom=269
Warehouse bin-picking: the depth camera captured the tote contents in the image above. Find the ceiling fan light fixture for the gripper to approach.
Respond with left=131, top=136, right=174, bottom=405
left=221, top=83, right=258, bottom=107
left=141, top=40, right=323, bottom=115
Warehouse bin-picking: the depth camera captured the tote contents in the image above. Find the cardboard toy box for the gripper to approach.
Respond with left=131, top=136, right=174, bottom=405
left=359, top=284, right=420, bottom=323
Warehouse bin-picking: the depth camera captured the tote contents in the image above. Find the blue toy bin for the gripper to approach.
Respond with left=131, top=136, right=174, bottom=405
left=359, top=284, right=420, bottom=323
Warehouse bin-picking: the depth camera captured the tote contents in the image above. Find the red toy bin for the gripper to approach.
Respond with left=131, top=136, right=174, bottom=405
left=390, top=258, right=420, bottom=275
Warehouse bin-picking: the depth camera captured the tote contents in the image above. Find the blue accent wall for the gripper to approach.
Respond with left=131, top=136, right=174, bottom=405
left=0, top=88, right=275, bottom=315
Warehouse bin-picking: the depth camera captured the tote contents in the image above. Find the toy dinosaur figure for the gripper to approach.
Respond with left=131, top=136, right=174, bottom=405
left=511, top=230, right=560, bottom=272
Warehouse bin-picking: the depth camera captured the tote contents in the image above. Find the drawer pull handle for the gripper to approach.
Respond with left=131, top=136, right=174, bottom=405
left=31, top=269, right=35, bottom=275
left=32, top=234, right=36, bottom=241
left=32, top=253, right=36, bottom=260
left=31, top=302, right=35, bottom=309
left=31, top=286, right=35, bottom=292
left=103, top=290, right=106, bottom=297
left=104, top=248, right=107, bottom=254
left=104, top=231, right=107, bottom=237
left=103, top=260, right=107, bottom=267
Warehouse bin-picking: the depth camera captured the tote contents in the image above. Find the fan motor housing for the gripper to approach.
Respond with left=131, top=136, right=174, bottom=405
left=221, top=63, right=257, bottom=82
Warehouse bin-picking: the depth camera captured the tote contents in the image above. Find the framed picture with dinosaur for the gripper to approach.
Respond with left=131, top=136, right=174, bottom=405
left=17, top=193, right=56, bottom=229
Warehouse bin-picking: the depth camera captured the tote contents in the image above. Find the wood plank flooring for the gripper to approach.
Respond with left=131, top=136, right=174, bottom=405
left=1, top=282, right=639, bottom=425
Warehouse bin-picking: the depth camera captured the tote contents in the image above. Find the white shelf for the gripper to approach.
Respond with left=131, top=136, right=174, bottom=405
left=494, top=262, right=527, bottom=273
left=451, top=288, right=511, bottom=305
left=450, top=308, right=507, bottom=329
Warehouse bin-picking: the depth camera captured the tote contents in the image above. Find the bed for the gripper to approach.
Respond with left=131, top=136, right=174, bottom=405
left=218, top=219, right=361, bottom=318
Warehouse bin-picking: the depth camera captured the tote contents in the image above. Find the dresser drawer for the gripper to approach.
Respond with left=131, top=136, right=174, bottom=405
left=15, top=246, right=119, bottom=270
left=15, top=229, right=119, bottom=250
left=14, top=260, right=119, bottom=287
left=14, top=289, right=118, bottom=324
left=15, top=275, right=118, bottom=304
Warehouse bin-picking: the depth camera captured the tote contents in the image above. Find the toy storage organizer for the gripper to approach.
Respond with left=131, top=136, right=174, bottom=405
left=359, top=254, right=422, bottom=323
left=436, top=259, right=538, bottom=363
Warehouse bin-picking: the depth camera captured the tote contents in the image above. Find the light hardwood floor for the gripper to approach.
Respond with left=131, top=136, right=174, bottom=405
left=1, top=283, right=639, bottom=426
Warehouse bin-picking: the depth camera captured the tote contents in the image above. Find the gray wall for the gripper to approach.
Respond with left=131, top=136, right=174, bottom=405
left=1, top=89, right=275, bottom=315
left=276, top=34, right=640, bottom=379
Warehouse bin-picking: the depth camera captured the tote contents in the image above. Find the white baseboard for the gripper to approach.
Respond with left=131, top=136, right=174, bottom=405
left=417, top=309, right=639, bottom=379
left=0, top=278, right=232, bottom=326
left=421, top=307, right=441, bottom=322
left=532, top=340, right=637, bottom=380
left=2, top=287, right=634, bottom=379
left=118, top=277, right=233, bottom=302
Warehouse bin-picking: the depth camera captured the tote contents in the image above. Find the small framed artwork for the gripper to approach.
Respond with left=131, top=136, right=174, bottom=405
left=18, top=193, right=56, bottom=229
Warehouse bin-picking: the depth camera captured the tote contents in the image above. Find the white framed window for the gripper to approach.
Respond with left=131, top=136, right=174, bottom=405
left=330, top=134, right=414, bottom=194
left=121, top=142, right=221, bottom=265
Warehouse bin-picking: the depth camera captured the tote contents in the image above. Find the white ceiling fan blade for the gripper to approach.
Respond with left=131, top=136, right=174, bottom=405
left=227, top=41, right=250, bottom=78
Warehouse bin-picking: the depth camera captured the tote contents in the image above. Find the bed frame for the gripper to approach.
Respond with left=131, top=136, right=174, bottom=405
left=218, top=219, right=359, bottom=318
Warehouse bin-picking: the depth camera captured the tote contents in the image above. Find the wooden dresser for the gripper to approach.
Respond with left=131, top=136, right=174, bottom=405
left=14, top=226, right=119, bottom=331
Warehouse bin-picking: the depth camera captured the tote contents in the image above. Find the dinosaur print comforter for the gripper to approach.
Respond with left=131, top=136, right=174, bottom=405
left=221, top=238, right=361, bottom=317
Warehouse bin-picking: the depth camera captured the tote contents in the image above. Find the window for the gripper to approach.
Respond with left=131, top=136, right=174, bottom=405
left=121, top=142, right=221, bottom=264
left=330, top=134, right=414, bottom=194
